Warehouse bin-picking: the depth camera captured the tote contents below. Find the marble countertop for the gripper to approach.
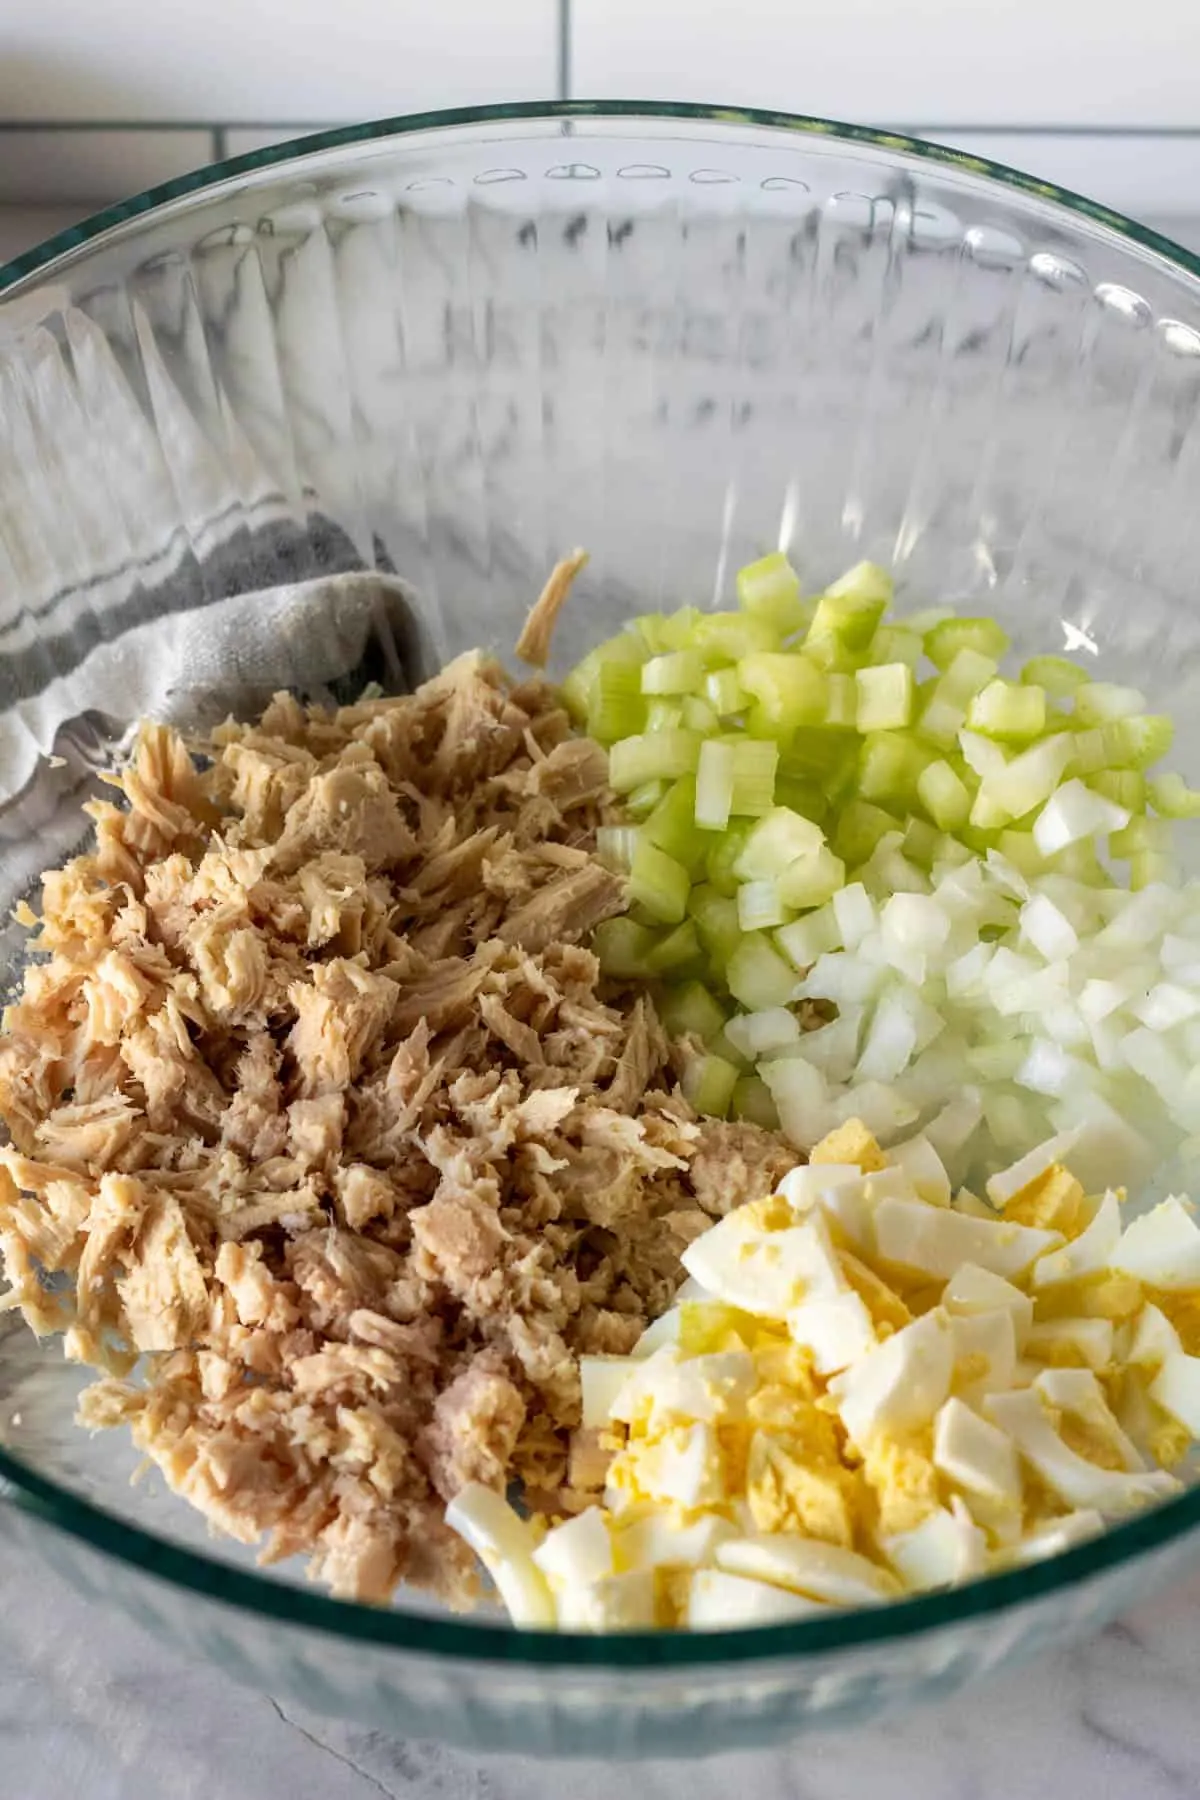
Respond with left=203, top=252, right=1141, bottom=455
left=2, top=1531, right=1199, bottom=1800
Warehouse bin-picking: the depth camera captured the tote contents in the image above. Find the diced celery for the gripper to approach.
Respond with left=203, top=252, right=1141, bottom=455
left=833, top=798, right=896, bottom=866
left=856, top=662, right=915, bottom=732
left=731, top=1074, right=780, bottom=1130
left=996, top=829, right=1043, bottom=877
left=780, top=728, right=855, bottom=780
left=938, top=647, right=1000, bottom=707
left=695, top=739, right=735, bottom=831
left=776, top=845, right=846, bottom=909
left=682, top=695, right=720, bottom=734
left=773, top=778, right=829, bottom=824
left=631, top=612, right=675, bottom=654
left=595, top=825, right=640, bottom=872
left=738, top=651, right=827, bottom=727
left=736, top=551, right=808, bottom=634
left=644, top=919, right=704, bottom=975
left=1109, top=816, right=1171, bottom=860
left=966, top=679, right=1046, bottom=742
left=1072, top=715, right=1174, bottom=774
left=688, top=884, right=743, bottom=971
left=775, top=903, right=840, bottom=969
left=902, top=815, right=941, bottom=869
left=658, top=979, right=728, bottom=1043
left=916, top=689, right=967, bottom=750
left=705, top=823, right=754, bottom=897
left=1072, top=682, right=1146, bottom=726
left=925, top=615, right=1011, bottom=670
left=978, top=734, right=1072, bottom=822
left=1150, top=771, right=1200, bottom=819
left=1049, top=839, right=1106, bottom=884
left=629, top=840, right=691, bottom=924
left=624, top=778, right=668, bottom=818
left=870, top=624, right=924, bottom=670
left=682, top=1052, right=741, bottom=1119
left=561, top=630, right=646, bottom=723
left=823, top=559, right=894, bottom=614
left=726, top=934, right=801, bottom=1010
left=594, top=917, right=659, bottom=979
left=823, top=673, right=858, bottom=728
left=658, top=606, right=706, bottom=651
left=917, top=758, right=971, bottom=831
left=609, top=729, right=702, bottom=791
left=644, top=776, right=707, bottom=875
left=729, top=739, right=780, bottom=815
left=587, top=659, right=647, bottom=743
left=641, top=649, right=707, bottom=696
left=709, top=1027, right=754, bottom=1072
left=737, top=878, right=791, bottom=932
left=1131, top=850, right=1180, bottom=890
left=1092, top=769, right=1147, bottom=814
left=704, top=667, right=747, bottom=718
left=858, top=731, right=934, bottom=805
left=646, top=699, right=685, bottom=732
left=734, top=807, right=826, bottom=881
left=693, top=612, right=780, bottom=662
left=807, top=583, right=889, bottom=669
left=1021, top=654, right=1089, bottom=696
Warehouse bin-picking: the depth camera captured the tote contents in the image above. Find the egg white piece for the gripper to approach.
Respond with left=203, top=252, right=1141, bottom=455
left=715, top=1534, right=900, bottom=1606
left=984, top=1388, right=1180, bottom=1514
left=556, top=1569, right=657, bottom=1633
left=1024, top=1316, right=1115, bottom=1371
left=1006, top=1509, right=1105, bottom=1566
left=681, top=1208, right=846, bottom=1318
left=887, top=1132, right=952, bottom=1207
left=873, top=1196, right=1061, bottom=1281
left=1150, top=1351, right=1200, bottom=1435
left=828, top=1309, right=954, bottom=1444
left=685, top=1568, right=833, bottom=1629
left=1030, top=1189, right=1122, bottom=1289
left=985, top=1128, right=1082, bottom=1210
left=884, top=1497, right=986, bottom=1591
left=612, top=1510, right=735, bottom=1572
left=532, top=1507, right=614, bottom=1588
left=1112, top=1197, right=1200, bottom=1290
left=787, top=1287, right=877, bottom=1375
left=1032, top=1368, right=1145, bottom=1472
left=942, top=1262, right=1035, bottom=1345
left=444, top=1484, right=557, bottom=1628
left=949, top=1307, right=1018, bottom=1396
left=1126, top=1303, right=1184, bottom=1372
left=933, top=1396, right=1022, bottom=1506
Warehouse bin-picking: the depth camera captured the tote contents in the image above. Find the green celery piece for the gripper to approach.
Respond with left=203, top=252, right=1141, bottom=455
left=925, top=615, right=1010, bottom=671
left=644, top=776, right=708, bottom=875
left=682, top=1052, right=741, bottom=1118
left=593, top=917, right=660, bottom=979
left=732, top=1074, right=780, bottom=1130
left=738, top=650, right=827, bottom=727
left=658, top=979, right=728, bottom=1043
left=736, top=551, right=809, bottom=635
left=629, top=839, right=691, bottom=924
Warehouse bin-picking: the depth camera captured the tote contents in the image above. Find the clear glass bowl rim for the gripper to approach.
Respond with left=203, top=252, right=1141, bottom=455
left=2, top=97, right=1200, bottom=1669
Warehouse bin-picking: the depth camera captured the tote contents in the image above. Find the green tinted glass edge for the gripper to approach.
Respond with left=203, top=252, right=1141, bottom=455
left=2, top=97, right=1200, bottom=1668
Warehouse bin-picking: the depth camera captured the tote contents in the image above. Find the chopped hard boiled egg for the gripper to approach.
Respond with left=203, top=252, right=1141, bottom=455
left=447, top=1122, right=1200, bottom=1633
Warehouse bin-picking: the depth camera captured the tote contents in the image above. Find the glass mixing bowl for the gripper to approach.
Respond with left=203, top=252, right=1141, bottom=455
left=5, top=102, right=1200, bottom=1760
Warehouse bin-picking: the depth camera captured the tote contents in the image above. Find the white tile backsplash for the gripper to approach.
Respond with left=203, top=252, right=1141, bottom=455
left=1, top=0, right=556, bottom=122
left=0, top=129, right=213, bottom=204
left=573, top=0, right=1200, bottom=130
